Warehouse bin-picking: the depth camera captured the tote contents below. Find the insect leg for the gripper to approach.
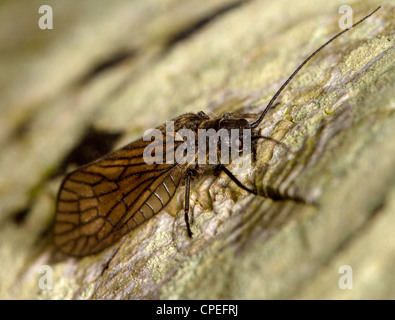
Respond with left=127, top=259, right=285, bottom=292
left=184, top=170, right=194, bottom=237
left=100, top=235, right=129, bottom=275
left=214, top=165, right=257, bottom=195
left=252, top=135, right=290, bottom=151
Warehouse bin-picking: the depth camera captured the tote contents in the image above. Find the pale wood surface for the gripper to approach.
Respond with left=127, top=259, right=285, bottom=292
left=0, top=0, right=394, bottom=299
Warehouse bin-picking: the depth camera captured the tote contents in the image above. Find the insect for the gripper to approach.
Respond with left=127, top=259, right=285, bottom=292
left=54, top=7, right=380, bottom=256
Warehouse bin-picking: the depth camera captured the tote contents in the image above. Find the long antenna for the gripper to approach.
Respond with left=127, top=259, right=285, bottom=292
left=250, top=6, right=381, bottom=128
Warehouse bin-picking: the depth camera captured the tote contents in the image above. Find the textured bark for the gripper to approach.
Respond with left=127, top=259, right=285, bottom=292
left=0, top=0, right=394, bottom=299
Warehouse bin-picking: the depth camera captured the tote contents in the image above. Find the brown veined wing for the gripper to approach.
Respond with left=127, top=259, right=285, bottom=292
left=54, top=127, right=184, bottom=257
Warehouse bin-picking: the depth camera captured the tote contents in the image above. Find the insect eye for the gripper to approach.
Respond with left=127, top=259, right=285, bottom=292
left=232, top=137, right=243, bottom=151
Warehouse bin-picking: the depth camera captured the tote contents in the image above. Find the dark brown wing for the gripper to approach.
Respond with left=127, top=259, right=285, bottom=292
left=54, top=112, right=207, bottom=256
left=54, top=136, right=182, bottom=256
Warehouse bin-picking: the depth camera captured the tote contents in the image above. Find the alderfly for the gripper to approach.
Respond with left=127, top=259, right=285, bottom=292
left=54, top=7, right=381, bottom=256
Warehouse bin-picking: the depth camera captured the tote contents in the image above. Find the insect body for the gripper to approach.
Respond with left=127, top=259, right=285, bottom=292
left=54, top=7, right=380, bottom=256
